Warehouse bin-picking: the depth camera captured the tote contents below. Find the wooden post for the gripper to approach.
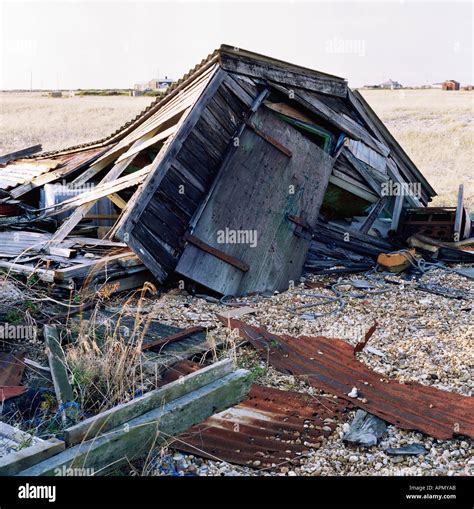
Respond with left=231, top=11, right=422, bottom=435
left=44, top=325, right=79, bottom=424
left=391, top=193, right=404, bottom=232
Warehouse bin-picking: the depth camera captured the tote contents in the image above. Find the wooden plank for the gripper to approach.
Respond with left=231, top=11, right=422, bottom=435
left=47, top=246, right=77, bottom=258
left=360, top=196, right=389, bottom=234
left=0, top=260, right=55, bottom=282
left=220, top=53, right=347, bottom=97
left=0, top=435, right=64, bottom=476
left=245, top=120, right=292, bottom=157
left=343, top=148, right=383, bottom=196
left=115, top=123, right=179, bottom=163
left=19, top=368, right=251, bottom=475
left=141, top=326, right=206, bottom=352
left=0, top=144, right=42, bottom=164
left=454, top=184, right=464, bottom=239
left=48, top=156, right=143, bottom=244
left=391, top=194, right=404, bottom=232
left=108, top=193, right=127, bottom=209
left=44, top=166, right=149, bottom=218
left=53, top=252, right=140, bottom=281
left=44, top=325, right=78, bottom=424
left=184, top=233, right=249, bottom=272
left=89, top=270, right=151, bottom=296
left=63, top=358, right=234, bottom=446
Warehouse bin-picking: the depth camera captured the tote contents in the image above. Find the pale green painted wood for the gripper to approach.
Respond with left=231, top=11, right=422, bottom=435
left=17, top=369, right=251, bottom=476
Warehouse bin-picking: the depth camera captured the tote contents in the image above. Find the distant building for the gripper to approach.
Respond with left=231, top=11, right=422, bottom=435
left=134, top=82, right=148, bottom=92
left=380, top=79, right=402, bottom=90
left=462, top=85, right=473, bottom=91
left=134, top=76, right=175, bottom=92
left=442, top=80, right=460, bottom=91
left=48, top=91, right=62, bottom=98
left=147, top=77, right=174, bottom=90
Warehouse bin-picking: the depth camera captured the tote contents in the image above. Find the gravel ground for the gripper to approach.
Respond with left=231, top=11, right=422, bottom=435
left=2, top=265, right=472, bottom=476
left=125, top=266, right=473, bottom=477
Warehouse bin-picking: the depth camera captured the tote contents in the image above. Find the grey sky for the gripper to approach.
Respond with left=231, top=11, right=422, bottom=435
left=0, top=0, right=472, bottom=90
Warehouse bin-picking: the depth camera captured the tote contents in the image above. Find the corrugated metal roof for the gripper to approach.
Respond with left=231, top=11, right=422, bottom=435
left=221, top=319, right=474, bottom=440
left=161, top=361, right=350, bottom=469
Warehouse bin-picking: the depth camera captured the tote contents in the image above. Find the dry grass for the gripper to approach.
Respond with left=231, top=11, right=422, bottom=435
left=65, top=283, right=157, bottom=415
left=359, top=89, right=474, bottom=209
left=0, top=91, right=154, bottom=154
left=1, top=89, right=472, bottom=208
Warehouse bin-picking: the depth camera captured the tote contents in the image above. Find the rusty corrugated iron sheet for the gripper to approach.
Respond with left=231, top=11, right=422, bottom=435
left=0, top=146, right=106, bottom=193
left=0, top=352, right=25, bottom=386
left=161, top=361, right=349, bottom=469
left=220, top=319, right=474, bottom=440
left=0, top=351, right=27, bottom=401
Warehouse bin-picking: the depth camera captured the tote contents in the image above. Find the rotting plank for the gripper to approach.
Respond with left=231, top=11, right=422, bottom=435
left=0, top=144, right=42, bottom=164
left=141, top=326, right=206, bottom=352
left=0, top=422, right=65, bottom=476
left=63, top=358, right=234, bottom=446
left=18, top=367, right=251, bottom=475
left=44, top=325, right=78, bottom=424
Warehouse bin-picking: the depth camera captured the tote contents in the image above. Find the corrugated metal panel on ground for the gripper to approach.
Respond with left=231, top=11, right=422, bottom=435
left=161, top=361, right=349, bottom=469
left=221, top=319, right=474, bottom=440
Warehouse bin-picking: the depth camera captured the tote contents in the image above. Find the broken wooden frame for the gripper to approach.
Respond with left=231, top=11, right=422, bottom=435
left=16, top=359, right=251, bottom=475
left=0, top=422, right=65, bottom=476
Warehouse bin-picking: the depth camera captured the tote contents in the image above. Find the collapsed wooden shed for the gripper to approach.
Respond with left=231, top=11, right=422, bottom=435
left=0, top=45, right=439, bottom=295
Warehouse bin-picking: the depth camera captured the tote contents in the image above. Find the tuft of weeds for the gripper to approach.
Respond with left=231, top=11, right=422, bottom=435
left=66, top=283, right=157, bottom=415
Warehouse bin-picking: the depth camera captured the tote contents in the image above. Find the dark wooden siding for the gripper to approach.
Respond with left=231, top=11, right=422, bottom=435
left=125, top=71, right=256, bottom=282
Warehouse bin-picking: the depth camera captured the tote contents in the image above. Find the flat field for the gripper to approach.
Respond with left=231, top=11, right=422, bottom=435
left=0, top=89, right=472, bottom=208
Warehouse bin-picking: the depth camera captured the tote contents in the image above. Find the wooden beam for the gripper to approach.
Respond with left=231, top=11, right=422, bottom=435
left=18, top=366, right=251, bottom=475
left=360, top=196, right=389, bottom=234
left=184, top=233, right=250, bottom=272
left=107, top=193, right=127, bottom=209
left=391, top=194, right=404, bottom=232
left=141, top=326, right=206, bottom=352
left=454, top=184, right=464, bottom=240
left=0, top=260, right=55, bottom=282
left=53, top=252, right=140, bottom=281
left=48, top=154, right=141, bottom=244
left=44, top=325, right=78, bottom=424
left=63, top=358, right=233, bottom=446
left=219, top=52, right=347, bottom=97
left=0, top=422, right=64, bottom=476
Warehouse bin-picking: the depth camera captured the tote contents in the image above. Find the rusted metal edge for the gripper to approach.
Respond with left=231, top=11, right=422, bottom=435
left=219, top=318, right=474, bottom=440
left=163, top=361, right=349, bottom=470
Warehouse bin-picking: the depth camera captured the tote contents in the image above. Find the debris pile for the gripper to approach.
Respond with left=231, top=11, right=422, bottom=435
left=0, top=45, right=472, bottom=477
left=0, top=45, right=471, bottom=297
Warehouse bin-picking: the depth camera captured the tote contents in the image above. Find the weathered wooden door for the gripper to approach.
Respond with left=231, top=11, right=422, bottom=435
left=175, top=106, right=335, bottom=295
